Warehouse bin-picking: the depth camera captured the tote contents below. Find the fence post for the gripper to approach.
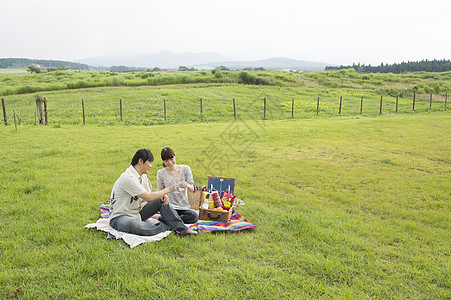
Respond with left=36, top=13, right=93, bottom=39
left=396, top=96, right=399, bottom=113
left=200, top=98, right=204, bottom=122
left=446, top=92, right=448, bottom=108
left=164, top=99, right=167, bottom=121
left=360, top=96, right=363, bottom=115
left=412, top=93, right=416, bottom=111
left=1, top=98, right=7, bottom=126
left=36, top=95, right=43, bottom=125
left=339, top=96, right=342, bottom=115
left=44, top=98, right=48, bottom=125
left=120, top=99, right=123, bottom=122
left=316, top=97, right=320, bottom=115
left=13, top=110, right=17, bottom=131
left=264, top=97, right=266, bottom=119
left=380, top=96, right=383, bottom=114
left=233, top=98, right=237, bottom=120
left=82, top=99, right=86, bottom=125
left=429, top=93, right=432, bottom=108
left=291, top=97, right=294, bottom=118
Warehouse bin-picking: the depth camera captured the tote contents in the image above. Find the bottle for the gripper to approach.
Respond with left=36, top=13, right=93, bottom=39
left=205, top=194, right=214, bottom=209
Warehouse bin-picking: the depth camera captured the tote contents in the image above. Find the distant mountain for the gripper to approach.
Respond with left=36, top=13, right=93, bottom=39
left=192, top=57, right=330, bottom=71
left=74, top=51, right=331, bottom=71
left=75, top=50, right=228, bottom=69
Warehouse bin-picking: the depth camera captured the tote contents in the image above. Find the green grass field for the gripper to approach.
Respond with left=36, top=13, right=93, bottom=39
left=0, top=113, right=449, bottom=299
left=2, top=83, right=450, bottom=128
left=0, top=68, right=27, bottom=75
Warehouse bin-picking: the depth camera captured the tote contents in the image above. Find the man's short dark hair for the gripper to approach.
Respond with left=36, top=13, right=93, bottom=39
left=131, top=149, right=154, bottom=166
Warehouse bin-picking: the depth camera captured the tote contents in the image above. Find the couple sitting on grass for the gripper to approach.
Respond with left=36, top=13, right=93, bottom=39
left=109, top=147, right=198, bottom=236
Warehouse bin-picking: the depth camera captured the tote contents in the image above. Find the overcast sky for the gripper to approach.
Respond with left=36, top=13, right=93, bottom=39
left=1, top=0, right=449, bottom=65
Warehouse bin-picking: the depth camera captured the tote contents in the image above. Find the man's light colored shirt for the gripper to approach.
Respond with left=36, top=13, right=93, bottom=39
left=109, top=165, right=151, bottom=220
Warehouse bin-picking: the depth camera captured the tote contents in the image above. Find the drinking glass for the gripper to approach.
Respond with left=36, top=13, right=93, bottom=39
left=173, top=174, right=185, bottom=192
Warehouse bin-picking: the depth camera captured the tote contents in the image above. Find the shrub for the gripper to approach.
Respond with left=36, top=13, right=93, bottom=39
left=238, top=72, right=271, bottom=85
left=67, top=80, right=90, bottom=89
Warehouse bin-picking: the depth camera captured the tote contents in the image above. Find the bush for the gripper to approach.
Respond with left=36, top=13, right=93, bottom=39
left=238, top=72, right=271, bottom=85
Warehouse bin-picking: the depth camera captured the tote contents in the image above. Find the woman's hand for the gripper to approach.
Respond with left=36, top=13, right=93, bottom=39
left=179, top=182, right=194, bottom=192
left=166, top=184, right=177, bottom=193
left=179, top=182, right=188, bottom=189
left=161, top=195, right=169, bottom=206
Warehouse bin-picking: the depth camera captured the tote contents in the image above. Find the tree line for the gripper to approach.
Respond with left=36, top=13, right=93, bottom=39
left=0, top=58, right=90, bottom=70
left=325, top=59, right=451, bottom=73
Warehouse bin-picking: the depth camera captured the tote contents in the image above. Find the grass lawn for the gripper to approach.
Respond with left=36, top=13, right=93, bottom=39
left=0, top=113, right=450, bottom=299
left=2, top=84, right=449, bottom=128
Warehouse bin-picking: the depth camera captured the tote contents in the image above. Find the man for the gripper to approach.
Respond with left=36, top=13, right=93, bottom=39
left=109, top=148, right=197, bottom=235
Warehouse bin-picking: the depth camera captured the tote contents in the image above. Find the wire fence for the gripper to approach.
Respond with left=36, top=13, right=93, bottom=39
left=1, top=92, right=449, bottom=128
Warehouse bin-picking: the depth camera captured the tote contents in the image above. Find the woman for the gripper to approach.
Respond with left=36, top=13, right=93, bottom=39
left=157, top=147, right=199, bottom=224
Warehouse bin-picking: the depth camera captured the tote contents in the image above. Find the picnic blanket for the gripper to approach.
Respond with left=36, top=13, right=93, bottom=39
left=191, top=213, right=256, bottom=233
left=85, top=200, right=256, bottom=248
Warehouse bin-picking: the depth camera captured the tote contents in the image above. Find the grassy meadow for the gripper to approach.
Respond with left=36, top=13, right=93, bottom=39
left=0, top=113, right=450, bottom=299
left=1, top=69, right=450, bottom=128
left=1, top=68, right=450, bottom=97
left=0, top=69, right=27, bottom=75
left=0, top=69, right=450, bottom=298
left=2, top=83, right=450, bottom=128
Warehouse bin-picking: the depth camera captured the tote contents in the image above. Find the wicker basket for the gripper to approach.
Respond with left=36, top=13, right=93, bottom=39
left=199, top=207, right=234, bottom=223
left=188, top=189, right=234, bottom=223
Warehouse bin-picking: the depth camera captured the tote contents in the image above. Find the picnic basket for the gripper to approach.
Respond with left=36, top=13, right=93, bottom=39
left=188, top=176, right=236, bottom=223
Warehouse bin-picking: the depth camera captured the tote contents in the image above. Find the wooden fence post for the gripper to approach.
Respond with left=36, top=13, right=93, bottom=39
left=360, top=96, right=363, bottom=115
left=35, top=95, right=43, bottom=125
left=13, top=110, right=17, bottom=131
left=412, top=93, right=416, bottom=111
left=429, top=93, right=432, bottom=108
left=44, top=98, right=48, bottom=125
left=82, top=99, right=86, bottom=125
left=339, top=96, right=342, bottom=115
left=316, top=97, right=320, bottom=115
left=200, top=98, right=204, bottom=122
left=291, top=97, right=294, bottom=118
left=396, top=96, right=399, bottom=113
left=120, top=99, right=123, bottom=122
left=264, top=97, right=267, bottom=119
left=164, top=99, right=167, bottom=121
left=233, top=98, right=237, bottom=120
left=1, top=98, right=7, bottom=126
left=380, top=96, right=383, bottom=114
left=446, top=92, right=448, bottom=108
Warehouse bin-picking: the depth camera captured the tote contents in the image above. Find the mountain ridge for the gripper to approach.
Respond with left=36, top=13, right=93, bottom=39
left=74, top=51, right=332, bottom=71
left=76, top=51, right=228, bottom=69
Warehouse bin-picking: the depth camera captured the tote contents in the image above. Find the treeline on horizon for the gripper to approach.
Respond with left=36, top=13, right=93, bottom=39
left=326, top=59, right=451, bottom=73
left=0, top=58, right=90, bottom=70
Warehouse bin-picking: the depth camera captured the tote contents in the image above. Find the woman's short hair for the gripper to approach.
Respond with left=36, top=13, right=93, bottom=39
left=131, top=149, right=154, bottom=166
left=161, top=147, right=175, bottom=167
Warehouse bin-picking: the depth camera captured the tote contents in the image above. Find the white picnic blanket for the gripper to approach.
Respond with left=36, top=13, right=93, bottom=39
left=85, top=217, right=173, bottom=248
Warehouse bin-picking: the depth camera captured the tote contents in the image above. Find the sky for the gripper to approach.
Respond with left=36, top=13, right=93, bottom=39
left=1, top=0, right=450, bottom=66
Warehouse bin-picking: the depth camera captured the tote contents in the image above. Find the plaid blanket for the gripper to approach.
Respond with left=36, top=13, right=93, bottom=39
left=98, top=200, right=256, bottom=234
left=190, top=210, right=256, bottom=233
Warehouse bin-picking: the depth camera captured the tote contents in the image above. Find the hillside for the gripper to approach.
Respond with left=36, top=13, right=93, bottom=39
left=192, top=57, right=330, bottom=71
left=0, top=58, right=90, bottom=70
